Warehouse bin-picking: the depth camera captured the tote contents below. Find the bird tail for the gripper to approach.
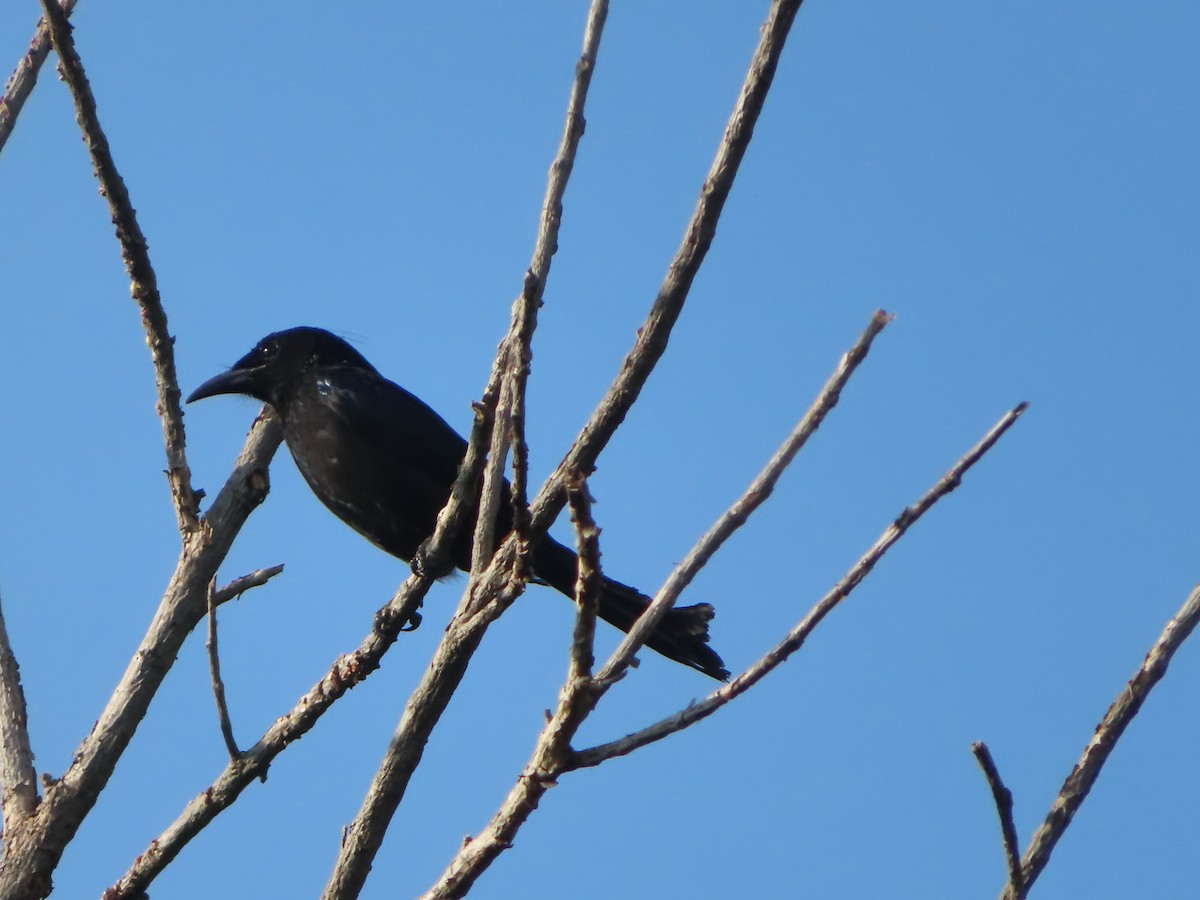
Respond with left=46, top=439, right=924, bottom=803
left=533, top=538, right=729, bottom=681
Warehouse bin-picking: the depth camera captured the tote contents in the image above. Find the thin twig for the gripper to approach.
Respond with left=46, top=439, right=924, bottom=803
left=470, top=373, right=515, bottom=576
left=206, top=564, right=285, bottom=760
left=597, top=309, right=892, bottom=685
left=972, top=741, right=1023, bottom=895
left=569, top=402, right=1028, bottom=769
left=38, top=0, right=198, bottom=535
left=565, top=473, right=602, bottom=681
left=0, top=0, right=79, bottom=157
left=506, top=277, right=538, bottom=549
left=213, top=564, right=285, bottom=607
left=207, top=582, right=240, bottom=761
left=404, top=35, right=572, bottom=576
left=0, top=592, right=38, bottom=841
left=1000, top=582, right=1200, bottom=900
left=417, top=401, right=500, bottom=583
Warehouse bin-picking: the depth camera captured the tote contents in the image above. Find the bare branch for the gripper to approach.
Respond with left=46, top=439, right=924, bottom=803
left=0, top=0, right=79, bottom=157
left=565, top=474, right=602, bottom=681
left=0, top=593, right=38, bottom=840
left=1000, top=582, right=1200, bottom=900
left=321, top=585, right=517, bottom=900
left=470, top=373, right=515, bottom=576
left=0, top=411, right=281, bottom=900
left=207, top=582, right=241, bottom=761
left=505, top=277, right=537, bottom=546
left=418, top=402, right=499, bottom=584
left=596, top=309, right=892, bottom=685
left=569, top=402, right=1028, bottom=769
left=972, top=741, right=1023, bottom=896
left=422, top=671, right=594, bottom=900
left=38, top=0, right=198, bottom=535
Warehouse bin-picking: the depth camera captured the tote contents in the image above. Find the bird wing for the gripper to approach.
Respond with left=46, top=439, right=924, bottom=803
left=314, top=365, right=470, bottom=485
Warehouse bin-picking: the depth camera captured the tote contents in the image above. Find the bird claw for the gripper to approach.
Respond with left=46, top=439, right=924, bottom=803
left=412, top=539, right=453, bottom=580
left=376, top=603, right=423, bottom=635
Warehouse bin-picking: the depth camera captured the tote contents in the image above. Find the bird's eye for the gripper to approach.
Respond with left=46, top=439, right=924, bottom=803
left=258, top=341, right=279, bottom=362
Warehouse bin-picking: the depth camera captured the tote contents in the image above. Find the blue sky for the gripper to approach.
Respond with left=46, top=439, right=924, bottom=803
left=1, top=2, right=1198, bottom=897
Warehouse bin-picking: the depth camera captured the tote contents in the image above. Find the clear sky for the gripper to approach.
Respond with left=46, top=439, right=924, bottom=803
left=1, top=2, right=1198, bottom=898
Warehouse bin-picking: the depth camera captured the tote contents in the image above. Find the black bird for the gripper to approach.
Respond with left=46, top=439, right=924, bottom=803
left=188, top=327, right=728, bottom=680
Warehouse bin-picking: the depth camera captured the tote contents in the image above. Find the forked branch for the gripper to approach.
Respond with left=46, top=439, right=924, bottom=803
left=995, top=582, right=1200, bottom=900
left=422, top=475, right=606, bottom=900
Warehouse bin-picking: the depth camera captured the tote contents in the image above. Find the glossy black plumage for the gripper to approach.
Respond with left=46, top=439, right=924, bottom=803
left=188, top=327, right=728, bottom=680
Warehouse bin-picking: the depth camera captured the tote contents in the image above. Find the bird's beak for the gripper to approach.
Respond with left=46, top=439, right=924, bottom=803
left=186, top=368, right=260, bottom=403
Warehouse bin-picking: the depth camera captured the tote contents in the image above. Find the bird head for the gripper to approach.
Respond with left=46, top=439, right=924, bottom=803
left=187, top=327, right=374, bottom=411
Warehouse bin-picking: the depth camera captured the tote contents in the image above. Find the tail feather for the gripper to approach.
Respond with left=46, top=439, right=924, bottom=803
left=532, top=537, right=729, bottom=681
